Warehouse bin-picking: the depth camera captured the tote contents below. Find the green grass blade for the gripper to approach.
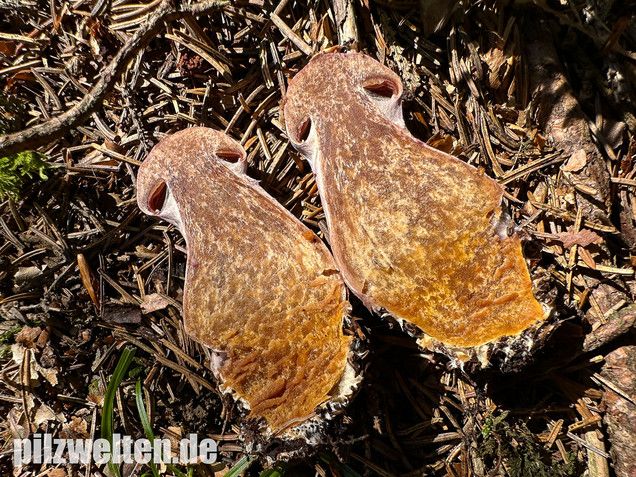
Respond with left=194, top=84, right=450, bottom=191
left=259, top=463, right=288, bottom=477
left=134, top=379, right=190, bottom=477
left=225, top=455, right=256, bottom=477
left=166, top=464, right=188, bottom=477
left=135, top=379, right=160, bottom=477
left=101, top=346, right=137, bottom=477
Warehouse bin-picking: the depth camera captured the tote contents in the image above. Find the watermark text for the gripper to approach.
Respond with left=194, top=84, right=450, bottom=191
left=13, top=433, right=217, bottom=466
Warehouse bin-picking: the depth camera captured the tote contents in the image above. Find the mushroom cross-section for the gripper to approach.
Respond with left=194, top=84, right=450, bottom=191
left=284, top=52, right=546, bottom=359
left=136, top=127, right=355, bottom=436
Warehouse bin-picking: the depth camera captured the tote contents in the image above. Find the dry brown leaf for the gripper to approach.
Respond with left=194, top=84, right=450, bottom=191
left=36, top=327, right=50, bottom=348
left=483, top=47, right=508, bottom=90
left=11, top=343, right=58, bottom=386
left=103, top=304, right=142, bottom=324
left=65, top=416, right=90, bottom=439
left=14, top=266, right=42, bottom=285
left=554, top=228, right=602, bottom=248
left=426, top=131, right=454, bottom=153
left=87, top=380, right=105, bottom=407
left=140, top=293, right=170, bottom=313
left=15, top=326, right=42, bottom=348
left=562, top=149, right=588, bottom=172
left=34, top=404, right=65, bottom=426
left=164, top=426, right=183, bottom=454
left=534, top=133, right=547, bottom=151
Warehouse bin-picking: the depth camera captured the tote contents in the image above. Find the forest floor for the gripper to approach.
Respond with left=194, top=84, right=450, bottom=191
left=1, top=0, right=636, bottom=476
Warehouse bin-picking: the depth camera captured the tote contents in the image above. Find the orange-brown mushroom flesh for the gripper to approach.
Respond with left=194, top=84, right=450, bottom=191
left=284, top=53, right=544, bottom=347
left=137, top=127, right=352, bottom=431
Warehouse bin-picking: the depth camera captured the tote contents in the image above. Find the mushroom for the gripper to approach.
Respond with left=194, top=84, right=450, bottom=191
left=136, top=127, right=361, bottom=452
left=284, top=52, right=549, bottom=368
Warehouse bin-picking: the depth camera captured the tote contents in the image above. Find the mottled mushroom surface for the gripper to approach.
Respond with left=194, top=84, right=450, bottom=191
left=284, top=52, right=545, bottom=348
left=137, top=127, right=352, bottom=432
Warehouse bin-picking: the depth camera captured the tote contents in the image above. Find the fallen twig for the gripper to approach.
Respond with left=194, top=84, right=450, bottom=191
left=0, top=0, right=228, bottom=157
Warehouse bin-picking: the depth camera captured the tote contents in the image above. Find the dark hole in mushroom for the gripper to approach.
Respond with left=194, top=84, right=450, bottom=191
left=297, top=118, right=312, bottom=142
left=148, top=181, right=167, bottom=214
left=216, top=150, right=243, bottom=163
left=364, top=80, right=397, bottom=98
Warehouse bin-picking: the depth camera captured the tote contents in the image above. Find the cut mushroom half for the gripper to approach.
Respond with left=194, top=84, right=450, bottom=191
left=284, top=52, right=550, bottom=370
left=136, top=127, right=363, bottom=458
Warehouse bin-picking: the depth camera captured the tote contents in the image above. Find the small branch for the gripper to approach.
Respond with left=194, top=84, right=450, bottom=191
left=0, top=0, right=228, bottom=157
left=330, top=0, right=359, bottom=48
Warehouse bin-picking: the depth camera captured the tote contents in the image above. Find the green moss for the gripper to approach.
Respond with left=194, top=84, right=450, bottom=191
left=0, top=151, right=52, bottom=200
left=0, top=93, right=48, bottom=200
left=128, top=357, right=146, bottom=379
left=478, top=411, right=581, bottom=477
left=0, top=324, right=23, bottom=358
left=88, top=379, right=103, bottom=398
left=0, top=324, right=22, bottom=343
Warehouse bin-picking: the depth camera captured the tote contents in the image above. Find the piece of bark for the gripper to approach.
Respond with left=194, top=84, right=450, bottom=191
left=284, top=52, right=546, bottom=367
left=0, top=0, right=38, bottom=12
left=584, top=305, right=636, bottom=353
left=601, top=345, right=636, bottom=477
left=523, top=14, right=613, bottom=230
